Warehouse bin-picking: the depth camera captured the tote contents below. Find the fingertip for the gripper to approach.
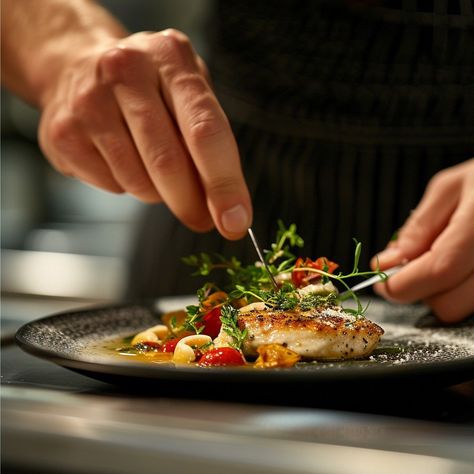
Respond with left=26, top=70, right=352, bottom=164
left=373, top=282, right=395, bottom=301
left=372, top=282, right=384, bottom=296
left=218, top=203, right=252, bottom=240
left=372, top=246, right=403, bottom=270
left=373, top=277, right=413, bottom=304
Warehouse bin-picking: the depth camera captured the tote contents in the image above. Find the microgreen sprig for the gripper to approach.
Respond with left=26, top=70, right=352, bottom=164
left=292, top=240, right=387, bottom=317
left=265, top=220, right=304, bottom=265
left=220, top=305, right=248, bottom=350
left=184, top=304, right=204, bottom=334
left=183, top=223, right=388, bottom=327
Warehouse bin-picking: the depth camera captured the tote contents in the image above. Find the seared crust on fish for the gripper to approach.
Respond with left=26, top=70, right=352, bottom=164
left=236, top=307, right=384, bottom=360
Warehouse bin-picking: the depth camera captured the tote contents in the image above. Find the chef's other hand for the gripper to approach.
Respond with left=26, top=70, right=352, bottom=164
left=371, top=159, right=474, bottom=323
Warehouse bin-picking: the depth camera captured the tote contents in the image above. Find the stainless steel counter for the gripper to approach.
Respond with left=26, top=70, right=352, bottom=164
left=2, top=297, right=474, bottom=474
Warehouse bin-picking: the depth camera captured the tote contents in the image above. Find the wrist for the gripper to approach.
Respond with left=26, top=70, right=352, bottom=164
left=2, top=0, right=129, bottom=108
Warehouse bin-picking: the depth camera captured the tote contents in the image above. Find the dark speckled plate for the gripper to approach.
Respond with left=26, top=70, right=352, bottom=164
left=15, top=300, right=474, bottom=389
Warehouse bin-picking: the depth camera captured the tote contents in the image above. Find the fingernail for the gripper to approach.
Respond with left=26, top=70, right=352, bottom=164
left=375, top=247, right=402, bottom=266
left=221, top=204, right=249, bottom=234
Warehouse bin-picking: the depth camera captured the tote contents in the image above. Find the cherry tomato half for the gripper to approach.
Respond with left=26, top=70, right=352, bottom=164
left=198, top=347, right=246, bottom=367
left=196, top=306, right=222, bottom=339
left=161, top=337, right=184, bottom=353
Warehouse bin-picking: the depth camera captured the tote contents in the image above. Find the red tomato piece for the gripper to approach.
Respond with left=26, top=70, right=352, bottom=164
left=161, top=337, right=183, bottom=353
left=197, top=306, right=222, bottom=339
left=201, top=291, right=228, bottom=310
left=311, top=257, right=339, bottom=274
left=292, top=256, right=338, bottom=287
left=291, top=257, right=306, bottom=287
left=198, top=347, right=246, bottom=367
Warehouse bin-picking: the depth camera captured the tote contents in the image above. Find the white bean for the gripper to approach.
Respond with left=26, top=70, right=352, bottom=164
left=172, top=334, right=212, bottom=363
left=131, top=324, right=169, bottom=346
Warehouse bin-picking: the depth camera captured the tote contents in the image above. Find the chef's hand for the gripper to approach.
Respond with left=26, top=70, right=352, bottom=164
left=38, top=30, right=252, bottom=239
left=371, top=159, right=474, bottom=323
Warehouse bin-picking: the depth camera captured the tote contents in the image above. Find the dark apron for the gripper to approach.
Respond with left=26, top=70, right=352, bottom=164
left=127, top=0, right=474, bottom=298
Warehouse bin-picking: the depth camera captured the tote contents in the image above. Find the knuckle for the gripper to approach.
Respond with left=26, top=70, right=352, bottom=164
left=429, top=250, right=461, bottom=282
left=97, top=132, right=144, bottom=169
left=408, top=212, right=425, bottom=231
left=161, top=28, right=191, bottom=46
left=98, top=46, right=144, bottom=83
left=121, top=99, right=158, bottom=126
left=156, top=29, right=192, bottom=61
left=173, top=72, right=207, bottom=94
left=427, top=168, right=455, bottom=192
left=70, top=85, right=99, bottom=118
left=48, top=114, right=78, bottom=149
left=398, top=213, right=425, bottom=243
left=106, top=152, right=130, bottom=173
left=148, top=146, right=181, bottom=176
left=206, top=175, right=241, bottom=198
left=188, top=114, right=224, bottom=142
left=187, top=99, right=226, bottom=143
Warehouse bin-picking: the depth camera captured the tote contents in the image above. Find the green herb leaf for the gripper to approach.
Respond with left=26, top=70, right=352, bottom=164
left=220, top=305, right=248, bottom=350
left=184, top=304, right=204, bottom=334
left=184, top=222, right=386, bottom=320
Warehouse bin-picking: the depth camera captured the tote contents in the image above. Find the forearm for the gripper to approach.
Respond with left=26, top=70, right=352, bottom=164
left=1, top=0, right=128, bottom=106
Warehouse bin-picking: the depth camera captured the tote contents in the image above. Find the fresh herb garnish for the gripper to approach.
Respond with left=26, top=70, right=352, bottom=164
left=266, top=220, right=304, bottom=266
left=184, top=304, right=204, bottom=334
left=299, top=292, right=337, bottom=311
left=292, top=240, right=387, bottom=317
left=220, top=305, right=248, bottom=350
left=183, top=222, right=387, bottom=326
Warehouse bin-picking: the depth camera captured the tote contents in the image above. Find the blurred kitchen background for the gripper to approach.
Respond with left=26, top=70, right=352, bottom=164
left=1, top=0, right=212, bottom=329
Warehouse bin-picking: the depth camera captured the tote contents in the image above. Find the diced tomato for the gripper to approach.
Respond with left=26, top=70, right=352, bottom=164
left=202, top=291, right=228, bottom=310
left=292, top=256, right=338, bottom=287
left=291, top=257, right=306, bottom=287
left=255, top=344, right=301, bottom=368
left=196, top=306, right=222, bottom=339
left=198, top=347, right=246, bottom=367
left=312, top=257, right=338, bottom=274
left=161, top=337, right=184, bottom=353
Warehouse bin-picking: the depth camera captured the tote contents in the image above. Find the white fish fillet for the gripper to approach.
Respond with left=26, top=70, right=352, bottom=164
left=215, top=306, right=384, bottom=360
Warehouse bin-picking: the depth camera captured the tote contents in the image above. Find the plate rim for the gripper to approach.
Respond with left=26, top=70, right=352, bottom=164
left=15, top=301, right=474, bottom=384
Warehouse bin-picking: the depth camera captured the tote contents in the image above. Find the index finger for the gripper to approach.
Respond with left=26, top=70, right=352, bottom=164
left=156, top=30, right=252, bottom=239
